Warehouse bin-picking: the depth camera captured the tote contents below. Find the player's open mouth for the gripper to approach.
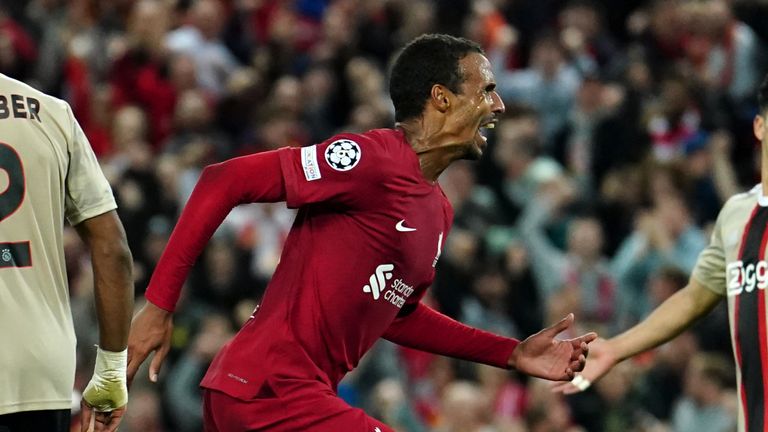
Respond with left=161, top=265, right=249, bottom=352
left=478, top=120, right=497, bottom=142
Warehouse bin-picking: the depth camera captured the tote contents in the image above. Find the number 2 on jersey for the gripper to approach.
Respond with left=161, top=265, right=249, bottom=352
left=0, top=142, right=31, bottom=267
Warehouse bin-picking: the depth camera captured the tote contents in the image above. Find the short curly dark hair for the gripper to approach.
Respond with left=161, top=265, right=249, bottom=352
left=389, top=34, right=483, bottom=122
left=759, top=73, right=768, bottom=114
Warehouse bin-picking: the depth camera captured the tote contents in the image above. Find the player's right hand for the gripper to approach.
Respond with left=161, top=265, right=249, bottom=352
left=551, top=337, right=617, bottom=394
left=127, top=301, right=173, bottom=386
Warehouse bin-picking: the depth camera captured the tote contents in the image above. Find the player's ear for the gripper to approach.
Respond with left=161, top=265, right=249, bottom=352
left=754, top=114, right=765, bottom=142
left=430, top=84, right=451, bottom=113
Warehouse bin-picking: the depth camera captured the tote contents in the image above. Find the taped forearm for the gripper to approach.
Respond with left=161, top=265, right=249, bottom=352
left=82, top=347, right=128, bottom=411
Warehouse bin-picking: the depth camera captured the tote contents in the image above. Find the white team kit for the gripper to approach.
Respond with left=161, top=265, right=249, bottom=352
left=694, top=184, right=768, bottom=432
left=0, top=74, right=116, bottom=415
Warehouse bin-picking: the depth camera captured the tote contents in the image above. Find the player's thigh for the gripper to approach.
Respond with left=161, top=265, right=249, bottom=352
left=0, top=409, right=70, bottom=432
left=203, top=388, right=394, bottom=432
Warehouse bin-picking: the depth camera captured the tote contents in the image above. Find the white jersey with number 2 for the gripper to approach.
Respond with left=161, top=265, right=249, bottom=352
left=0, top=74, right=116, bottom=415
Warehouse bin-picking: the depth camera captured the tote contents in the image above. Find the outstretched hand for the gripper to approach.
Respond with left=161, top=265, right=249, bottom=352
left=509, top=313, right=597, bottom=381
left=126, top=302, right=173, bottom=386
left=552, top=337, right=617, bottom=394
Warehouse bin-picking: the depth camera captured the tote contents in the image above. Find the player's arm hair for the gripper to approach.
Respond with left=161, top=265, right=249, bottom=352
left=75, top=210, right=134, bottom=351
left=610, top=278, right=722, bottom=362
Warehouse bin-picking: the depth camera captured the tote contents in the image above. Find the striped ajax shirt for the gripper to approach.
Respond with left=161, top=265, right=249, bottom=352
left=694, top=184, right=768, bottom=432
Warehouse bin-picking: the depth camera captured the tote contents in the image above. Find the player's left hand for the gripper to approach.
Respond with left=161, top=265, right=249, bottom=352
left=508, top=313, right=597, bottom=381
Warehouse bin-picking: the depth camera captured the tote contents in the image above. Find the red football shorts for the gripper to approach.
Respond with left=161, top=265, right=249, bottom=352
left=202, top=386, right=394, bottom=432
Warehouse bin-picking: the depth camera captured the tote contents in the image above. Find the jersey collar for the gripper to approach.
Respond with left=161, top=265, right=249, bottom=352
left=751, top=184, right=768, bottom=207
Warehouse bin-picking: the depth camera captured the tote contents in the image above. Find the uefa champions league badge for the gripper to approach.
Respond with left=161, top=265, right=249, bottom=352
left=325, top=139, right=361, bottom=171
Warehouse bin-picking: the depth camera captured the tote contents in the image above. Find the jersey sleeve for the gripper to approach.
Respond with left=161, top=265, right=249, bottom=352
left=278, top=133, right=386, bottom=210
left=383, top=302, right=519, bottom=369
left=146, top=150, right=286, bottom=312
left=692, top=205, right=727, bottom=296
left=64, top=103, right=117, bottom=225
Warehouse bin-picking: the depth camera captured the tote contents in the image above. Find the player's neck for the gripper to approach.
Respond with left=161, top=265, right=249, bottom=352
left=397, top=120, right=467, bottom=182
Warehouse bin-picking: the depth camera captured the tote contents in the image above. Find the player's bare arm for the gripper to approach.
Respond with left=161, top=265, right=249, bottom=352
left=553, top=278, right=722, bottom=394
left=74, top=210, right=134, bottom=432
left=75, top=211, right=134, bottom=351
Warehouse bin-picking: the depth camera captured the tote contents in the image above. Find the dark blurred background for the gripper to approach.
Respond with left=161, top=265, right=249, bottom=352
left=8, top=0, right=764, bottom=430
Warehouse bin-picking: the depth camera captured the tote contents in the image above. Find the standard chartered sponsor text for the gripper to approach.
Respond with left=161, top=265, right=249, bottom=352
left=384, top=278, right=414, bottom=308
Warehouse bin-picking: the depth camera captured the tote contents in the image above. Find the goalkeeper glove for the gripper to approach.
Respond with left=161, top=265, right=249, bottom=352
left=82, top=346, right=128, bottom=412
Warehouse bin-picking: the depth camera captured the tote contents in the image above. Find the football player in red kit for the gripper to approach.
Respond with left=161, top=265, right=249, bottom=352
left=127, top=34, right=596, bottom=431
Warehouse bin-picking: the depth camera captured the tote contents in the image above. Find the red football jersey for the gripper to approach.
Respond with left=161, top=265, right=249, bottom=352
left=146, top=128, right=518, bottom=401
left=200, top=128, right=454, bottom=397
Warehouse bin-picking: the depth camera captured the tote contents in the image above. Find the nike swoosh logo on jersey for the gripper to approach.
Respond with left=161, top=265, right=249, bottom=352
left=395, top=219, right=417, bottom=232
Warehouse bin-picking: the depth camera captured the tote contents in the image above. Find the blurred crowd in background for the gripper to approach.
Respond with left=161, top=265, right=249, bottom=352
left=4, top=0, right=767, bottom=430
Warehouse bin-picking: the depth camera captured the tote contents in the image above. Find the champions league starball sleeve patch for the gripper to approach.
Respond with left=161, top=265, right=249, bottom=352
left=324, top=139, right=361, bottom=171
